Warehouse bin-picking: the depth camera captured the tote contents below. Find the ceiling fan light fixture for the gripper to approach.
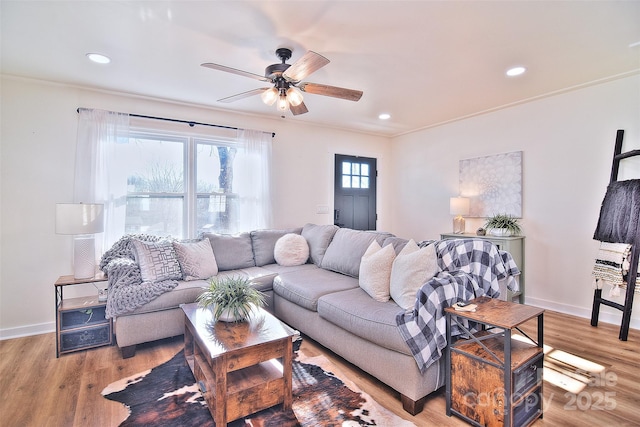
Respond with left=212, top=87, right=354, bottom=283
left=286, top=87, right=304, bottom=107
left=277, top=95, right=289, bottom=111
left=261, top=87, right=278, bottom=106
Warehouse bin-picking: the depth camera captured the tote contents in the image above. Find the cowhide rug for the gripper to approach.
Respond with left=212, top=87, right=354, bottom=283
left=102, top=349, right=415, bottom=426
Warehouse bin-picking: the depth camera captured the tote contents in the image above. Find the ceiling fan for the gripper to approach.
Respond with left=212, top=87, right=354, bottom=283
left=201, top=48, right=363, bottom=116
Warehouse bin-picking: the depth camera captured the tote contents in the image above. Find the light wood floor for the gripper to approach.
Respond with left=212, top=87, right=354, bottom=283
left=1, top=309, right=638, bottom=426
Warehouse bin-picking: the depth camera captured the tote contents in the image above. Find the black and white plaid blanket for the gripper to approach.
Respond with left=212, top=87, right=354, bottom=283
left=396, top=239, right=520, bottom=373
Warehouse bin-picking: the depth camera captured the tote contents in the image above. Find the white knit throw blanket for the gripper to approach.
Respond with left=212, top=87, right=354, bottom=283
left=592, top=242, right=640, bottom=297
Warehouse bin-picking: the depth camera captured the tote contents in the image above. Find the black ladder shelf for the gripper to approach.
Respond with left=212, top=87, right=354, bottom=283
left=591, top=129, right=640, bottom=341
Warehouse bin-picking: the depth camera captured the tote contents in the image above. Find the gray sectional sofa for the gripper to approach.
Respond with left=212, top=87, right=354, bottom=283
left=104, top=223, right=515, bottom=415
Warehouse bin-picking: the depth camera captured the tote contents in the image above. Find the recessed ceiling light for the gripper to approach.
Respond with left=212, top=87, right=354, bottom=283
left=86, top=53, right=111, bottom=64
left=378, top=113, right=391, bottom=120
left=506, top=66, right=526, bottom=77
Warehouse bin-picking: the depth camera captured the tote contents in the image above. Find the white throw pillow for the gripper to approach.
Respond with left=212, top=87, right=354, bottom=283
left=390, top=239, right=439, bottom=310
left=172, top=239, right=218, bottom=281
left=358, top=241, right=396, bottom=302
left=274, top=234, right=310, bottom=266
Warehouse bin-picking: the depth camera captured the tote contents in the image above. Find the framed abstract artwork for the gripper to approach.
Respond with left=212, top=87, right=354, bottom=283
left=459, top=151, right=522, bottom=218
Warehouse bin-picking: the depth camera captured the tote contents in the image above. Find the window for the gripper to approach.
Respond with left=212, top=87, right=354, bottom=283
left=111, top=129, right=262, bottom=239
left=341, top=160, right=370, bottom=189
left=75, top=109, right=272, bottom=247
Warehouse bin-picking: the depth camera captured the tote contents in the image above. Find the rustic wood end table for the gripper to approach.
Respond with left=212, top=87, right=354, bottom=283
left=181, top=303, right=294, bottom=425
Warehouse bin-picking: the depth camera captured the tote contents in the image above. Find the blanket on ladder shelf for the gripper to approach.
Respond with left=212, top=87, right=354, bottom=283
left=592, top=242, right=640, bottom=297
left=396, top=239, right=520, bottom=373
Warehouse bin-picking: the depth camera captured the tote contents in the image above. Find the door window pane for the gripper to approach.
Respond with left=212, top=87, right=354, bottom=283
left=352, top=176, right=360, bottom=188
left=361, top=164, right=369, bottom=176
left=342, top=176, right=351, bottom=188
left=361, top=177, right=369, bottom=189
left=342, top=161, right=351, bottom=175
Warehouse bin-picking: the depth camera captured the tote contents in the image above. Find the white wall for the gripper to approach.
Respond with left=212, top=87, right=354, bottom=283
left=3, top=74, right=639, bottom=338
left=390, top=74, right=640, bottom=329
left=0, top=76, right=390, bottom=338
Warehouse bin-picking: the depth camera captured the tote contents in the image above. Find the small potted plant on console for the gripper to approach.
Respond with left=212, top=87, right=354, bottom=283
left=484, top=213, right=522, bottom=237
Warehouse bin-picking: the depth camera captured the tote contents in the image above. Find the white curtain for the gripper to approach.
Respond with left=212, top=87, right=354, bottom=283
left=235, top=129, right=273, bottom=231
left=74, top=109, right=130, bottom=250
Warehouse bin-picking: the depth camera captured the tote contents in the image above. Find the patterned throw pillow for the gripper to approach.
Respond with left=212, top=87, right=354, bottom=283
left=131, top=239, right=182, bottom=283
left=172, top=239, right=218, bottom=281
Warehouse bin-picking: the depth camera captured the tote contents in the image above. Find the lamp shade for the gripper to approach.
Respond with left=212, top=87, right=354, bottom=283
left=56, top=203, right=104, bottom=235
left=449, top=197, right=470, bottom=216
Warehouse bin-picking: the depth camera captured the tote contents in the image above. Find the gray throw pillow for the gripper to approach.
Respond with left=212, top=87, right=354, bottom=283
left=321, top=228, right=394, bottom=277
left=251, top=228, right=302, bottom=266
left=203, top=232, right=255, bottom=271
left=301, top=223, right=339, bottom=266
left=383, top=236, right=409, bottom=254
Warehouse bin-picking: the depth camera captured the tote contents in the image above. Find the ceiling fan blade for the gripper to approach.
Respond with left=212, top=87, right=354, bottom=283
left=290, top=101, right=309, bottom=116
left=201, top=63, right=269, bottom=82
left=282, top=51, right=330, bottom=83
left=298, top=82, right=363, bottom=102
left=218, top=88, right=270, bottom=103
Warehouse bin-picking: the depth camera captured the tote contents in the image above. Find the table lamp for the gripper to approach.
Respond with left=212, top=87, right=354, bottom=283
left=56, top=203, right=104, bottom=279
left=450, top=197, right=470, bottom=234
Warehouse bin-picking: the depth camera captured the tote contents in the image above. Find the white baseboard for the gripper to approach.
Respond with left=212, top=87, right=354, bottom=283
left=525, top=296, right=640, bottom=331
left=0, top=322, right=55, bottom=340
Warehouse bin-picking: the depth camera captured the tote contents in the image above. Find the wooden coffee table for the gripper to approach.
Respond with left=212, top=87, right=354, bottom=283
left=181, top=303, right=294, bottom=426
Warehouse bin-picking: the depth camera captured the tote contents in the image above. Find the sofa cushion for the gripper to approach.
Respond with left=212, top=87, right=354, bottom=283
left=321, top=228, right=394, bottom=277
left=131, top=239, right=182, bottom=282
left=390, top=239, right=439, bottom=310
left=234, top=267, right=278, bottom=293
left=250, top=228, right=302, bottom=267
left=358, top=241, right=396, bottom=302
left=203, top=232, right=255, bottom=271
left=274, top=233, right=309, bottom=266
left=317, top=287, right=411, bottom=356
left=172, top=239, right=218, bottom=281
left=301, top=223, right=339, bottom=266
left=273, top=266, right=359, bottom=311
left=122, top=269, right=275, bottom=316
left=260, top=263, right=319, bottom=275
left=382, top=236, right=409, bottom=254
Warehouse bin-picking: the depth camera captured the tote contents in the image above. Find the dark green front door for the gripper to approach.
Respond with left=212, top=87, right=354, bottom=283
left=334, top=154, right=377, bottom=230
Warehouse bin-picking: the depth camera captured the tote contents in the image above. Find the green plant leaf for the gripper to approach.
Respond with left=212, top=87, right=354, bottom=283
left=196, top=276, right=266, bottom=322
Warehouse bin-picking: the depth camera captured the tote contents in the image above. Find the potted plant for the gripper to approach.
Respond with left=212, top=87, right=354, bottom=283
left=196, top=276, right=266, bottom=322
left=484, top=214, right=522, bottom=237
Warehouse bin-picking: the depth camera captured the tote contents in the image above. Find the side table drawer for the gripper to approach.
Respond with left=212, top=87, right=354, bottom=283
left=60, top=306, right=108, bottom=330
left=59, top=324, right=112, bottom=353
left=514, top=354, right=543, bottom=396
left=513, top=386, right=542, bottom=427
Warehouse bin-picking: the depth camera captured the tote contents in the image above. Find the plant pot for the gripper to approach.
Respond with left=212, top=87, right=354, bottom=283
left=216, top=307, right=247, bottom=322
left=489, top=228, right=512, bottom=237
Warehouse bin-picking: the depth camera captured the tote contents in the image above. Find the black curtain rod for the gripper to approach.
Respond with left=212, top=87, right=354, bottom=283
left=76, top=108, right=275, bottom=138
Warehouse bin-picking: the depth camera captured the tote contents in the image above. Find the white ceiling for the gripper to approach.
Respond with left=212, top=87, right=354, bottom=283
left=2, top=1, right=639, bottom=137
